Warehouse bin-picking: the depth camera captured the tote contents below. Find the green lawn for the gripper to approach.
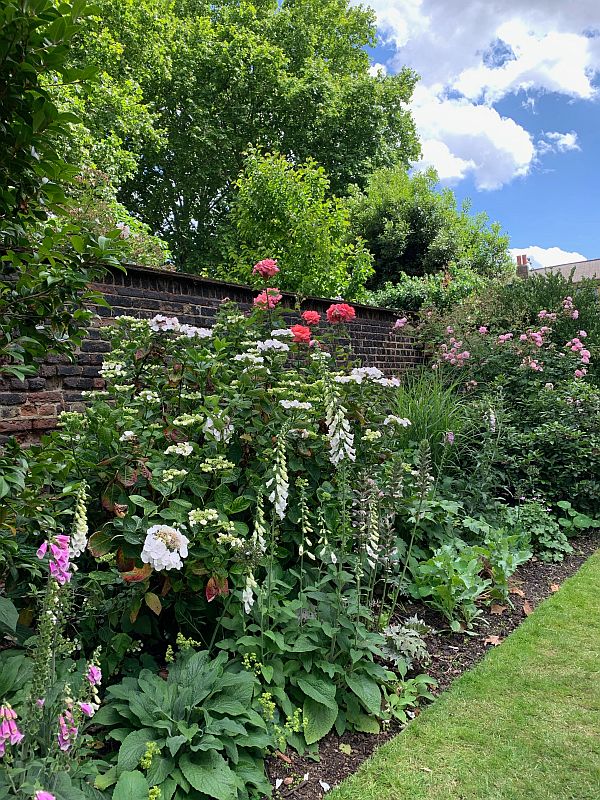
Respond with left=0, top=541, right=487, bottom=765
left=331, top=549, right=600, bottom=800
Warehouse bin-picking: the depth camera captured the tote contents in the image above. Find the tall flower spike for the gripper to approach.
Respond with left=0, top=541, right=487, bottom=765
left=322, top=371, right=355, bottom=465
left=266, top=426, right=290, bottom=520
left=69, top=481, right=89, bottom=560
left=252, top=494, right=268, bottom=555
left=297, top=478, right=315, bottom=561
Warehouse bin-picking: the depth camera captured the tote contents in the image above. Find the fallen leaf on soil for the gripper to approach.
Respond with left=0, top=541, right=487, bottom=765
left=283, top=777, right=293, bottom=786
left=509, top=586, right=525, bottom=597
left=491, top=604, right=507, bottom=615
left=275, top=751, right=292, bottom=764
left=319, top=780, right=331, bottom=792
left=550, top=583, right=560, bottom=593
left=484, top=635, right=503, bottom=646
left=523, top=600, right=534, bottom=616
left=338, top=744, right=352, bottom=755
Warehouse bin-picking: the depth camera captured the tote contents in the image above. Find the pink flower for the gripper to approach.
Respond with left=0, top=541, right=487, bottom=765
left=444, top=431, right=455, bottom=445
left=252, top=259, right=279, bottom=279
left=290, top=324, right=311, bottom=344
left=446, top=326, right=454, bottom=334
left=394, top=317, right=408, bottom=329
left=0, top=704, right=24, bottom=751
left=57, top=709, right=78, bottom=751
left=579, top=330, right=587, bottom=338
left=478, top=326, right=488, bottom=334
left=36, top=698, right=45, bottom=708
left=36, top=542, right=48, bottom=559
left=78, top=702, right=95, bottom=718
left=574, top=368, right=587, bottom=378
left=572, top=309, right=579, bottom=319
left=38, top=536, right=71, bottom=584
left=519, top=333, right=528, bottom=342
left=35, top=793, right=56, bottom=800
left=497, top=333, right=514, bottom=344
left=253, top=288, right=282, bottom=310
left=87, top=665, right=102, bottom=687
left=301, top=310, right=321, bottom=326
left=326, top=303, right=356, bottom=324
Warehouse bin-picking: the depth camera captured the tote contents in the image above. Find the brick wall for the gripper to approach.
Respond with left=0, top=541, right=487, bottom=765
left=1, top=265, right=423, bottom=441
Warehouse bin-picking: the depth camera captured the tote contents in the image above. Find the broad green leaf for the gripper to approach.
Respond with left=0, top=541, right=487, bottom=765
left=112, top=770, right=148, bottom=800
left=345, top=673, right=382, bottom=715
left=0, top=598, right=18, bottom=632
left=116, top=728, right=157, bottom=775
left=297, top=674, right=337, bottom=711
left=179, top=751, right=238, bottom=800
left=303, top=697, right=338, bottom=744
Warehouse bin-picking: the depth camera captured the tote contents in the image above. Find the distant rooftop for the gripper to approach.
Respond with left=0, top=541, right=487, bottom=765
left=530, top=258, right=600, bottom=282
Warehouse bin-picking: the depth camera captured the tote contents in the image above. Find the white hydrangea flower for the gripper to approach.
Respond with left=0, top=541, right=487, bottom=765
left=165, top=442, right=194, bottom=456
left=270, top=329, right=294, bottom=338
left=173, top=413, right=203, bottom=426
left=99, top=361, right=126, bottom=378
left=279, top=400, right=312, bottom=410
left=374, top=377, right=401, bottom=387
left=189, top=508, right=219, bottom=527
left=149, top=314, right=180, bottom=332
left=256, top=339, right=290, bottom=353
left=141, top=525, right=189, bottom=571
left=234, top=352, right=265, bottom=365
left=138, top=390, right=160, bottom=403
left=119, top=430, right=136, bottom=442
left=178, top=324, right=212, bottom=338
left=161, top=468, right=188, bottom=481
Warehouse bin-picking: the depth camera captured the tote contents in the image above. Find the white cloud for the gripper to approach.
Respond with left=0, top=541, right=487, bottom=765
left=509, top=245, right=588, bottom=269
left=412, top=87, right=535, bottom=189
left=543, top=131, right=580, bottom=152
left=368, top=62, right=388, bottom=76
left=362, top=1, right=599, bottom=188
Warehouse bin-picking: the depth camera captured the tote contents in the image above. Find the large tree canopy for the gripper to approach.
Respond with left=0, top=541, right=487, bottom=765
left=347, top=167, right=513, bottom=289
left=66, top=0, right=420, bottom=268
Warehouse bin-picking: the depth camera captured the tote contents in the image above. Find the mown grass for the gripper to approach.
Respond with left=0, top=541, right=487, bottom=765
left=331, top=549, right=600, bottom=800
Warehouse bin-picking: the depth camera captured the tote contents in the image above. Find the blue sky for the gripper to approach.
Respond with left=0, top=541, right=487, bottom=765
left=365, top=1, right=599, bottom=268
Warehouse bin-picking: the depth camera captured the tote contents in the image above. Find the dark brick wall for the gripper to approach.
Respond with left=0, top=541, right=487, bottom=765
left=1, top=265, right=422, bottom=440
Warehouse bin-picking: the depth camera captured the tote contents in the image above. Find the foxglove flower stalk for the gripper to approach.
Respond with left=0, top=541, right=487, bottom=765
left=57, top=708, right=78, bottom=751
left=266, top=428, right=289, bottom=520
left=252, top=495, right=268, bottom=555
left=489, top=409, right=497, bottom=433
left=141, top=525, right=189, bottom=571
left=242, top=573, right=258, bottom=614
left=0, top=704, right=24, bottom=756
left=37, top=535, right=71, bottom=585
left=69, top=482, right=88, bottom=560
left=297, top=479, right=315, bottom=561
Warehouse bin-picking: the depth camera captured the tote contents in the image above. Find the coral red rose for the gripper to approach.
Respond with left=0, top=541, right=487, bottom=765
left=252, top=259, right=279, bottom=279
left=253, top=288, right=282, bottom=309
left=326, top=303, right=356, bottom=323
left=290, top=324, right=311, bottom=343
left=301, top=310, right=321, bottom=326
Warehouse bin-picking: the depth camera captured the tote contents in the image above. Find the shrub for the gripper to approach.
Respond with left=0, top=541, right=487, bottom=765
left=501, top=501, right=572, bottom=563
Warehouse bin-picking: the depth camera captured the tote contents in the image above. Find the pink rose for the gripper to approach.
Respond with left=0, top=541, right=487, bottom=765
left=301, top=310, right=321, bottom=326
left=252, top=259, right=279, bottom=279
left=326, top=303, right=356, bottom=323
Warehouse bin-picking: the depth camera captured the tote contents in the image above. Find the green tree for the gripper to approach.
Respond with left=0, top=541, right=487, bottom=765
left=66, top=0, right=420, bottom=267
left=347, top=167, right=512, bottom=289
left=0, top=0, right=120, bottom=380
left=215, top=150, right=373, bottom=298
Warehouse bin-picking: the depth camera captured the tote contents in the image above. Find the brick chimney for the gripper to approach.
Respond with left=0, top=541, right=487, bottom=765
left=516, top=253, right=529, bottom=278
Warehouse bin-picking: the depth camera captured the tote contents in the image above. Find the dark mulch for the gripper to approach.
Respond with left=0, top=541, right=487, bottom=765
left=266, top=535, right=599, bottom=800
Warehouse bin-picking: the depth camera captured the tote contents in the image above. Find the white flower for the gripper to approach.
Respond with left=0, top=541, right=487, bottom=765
left=178, top=324, right=212, bottom=338
left=119, top=430, right=136, bottom=442
left=165, top=442, right=193, bottom=456
left=489, top=409, right=497, bottom=433
left=384, top=415, right=411, bottom=427
left=161, top=468, right=188, bottom=481
left=149, top=314, right=180, bottom=332
left=256, top=339, right=290, bottom=353
left=270, top=329, right=294, bottom=338
left=267, top=432, right=289, bottom=520
left=279, top=400, right=312, bottom=410
left=173, top=413, right=203, bottom=426
left=189, top=508, right=219, bottom=527
left=100, top=361, right=126, bottom=378
left=242, top=572, right=258, bottom=614
left=364, top=428, right=382, bottom=441
left=203, top=413, right=234, bottom=443
left=234, top=352, right=265, bottom=365
left=138, top=390, right=160, bottom=403
left=375, top=377, right=401, bottom=387
left=69, top=483, right=88, bottom=559
left=141, top=525, right=189, bottom=571
left=325, top=402, right=355, bottom=465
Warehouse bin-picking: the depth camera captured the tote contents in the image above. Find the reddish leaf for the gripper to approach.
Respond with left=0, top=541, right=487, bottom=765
left=101, top=495, right=114, bottom=513
left=523, top=600, right=534, bottom=616
left=491, top=604, right=507, bottom=615
left=121, top=564, right=152, bottom=583
left=160, top=576, right=172, bottom=597
left=113, top=503, right=128, bottom=518
left=138, top=462, right=152, bottom=480
left=484, top=635, right=503, bottom=646
left=509, top=586, right=525, bottom=598
left=117, top=468, right=138, bottom=488
left=205, top=576, right=229, bottom=602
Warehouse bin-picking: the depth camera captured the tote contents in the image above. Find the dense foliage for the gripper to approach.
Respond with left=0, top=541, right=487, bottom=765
left=64, top=0, right=419, bottom=268
left=214, top=150, right=373, bottom=298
